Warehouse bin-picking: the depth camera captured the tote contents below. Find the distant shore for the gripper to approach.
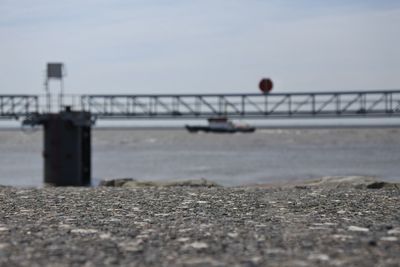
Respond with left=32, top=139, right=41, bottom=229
left=0, top=177, right=399, bottom=266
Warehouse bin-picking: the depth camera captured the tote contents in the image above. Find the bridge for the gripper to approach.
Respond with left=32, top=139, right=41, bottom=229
left=1, top=90, right=400, bottom=121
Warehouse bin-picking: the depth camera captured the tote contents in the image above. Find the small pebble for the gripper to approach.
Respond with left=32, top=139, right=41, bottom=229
left=308, top=254, right=330, bottom=261
left=70, top=229, right=98, bottom=234
left=348, top=226, right=369, bottom=232
left=388, top=228, right=400, bottom=235
left=381, top=237, right=398, bottom=242
left=187, top=242, right=209, bottom=249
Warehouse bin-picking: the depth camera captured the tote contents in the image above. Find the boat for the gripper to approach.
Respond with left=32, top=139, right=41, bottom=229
left=185, top=117, right=255, bottom=133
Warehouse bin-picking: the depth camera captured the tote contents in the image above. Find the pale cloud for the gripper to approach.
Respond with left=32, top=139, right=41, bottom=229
left=0, top=1, right=399, bottom=95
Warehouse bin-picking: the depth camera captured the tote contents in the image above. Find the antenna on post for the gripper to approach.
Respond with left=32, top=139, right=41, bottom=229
left=45, top=63, right=66, bottom=112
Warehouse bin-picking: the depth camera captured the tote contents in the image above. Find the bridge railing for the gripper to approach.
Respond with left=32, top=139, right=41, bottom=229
left=81, top=90, right=400, bottom=119
left=37, top=94, right=83, bottom=113
left=0, top=95, right=39, bottom=119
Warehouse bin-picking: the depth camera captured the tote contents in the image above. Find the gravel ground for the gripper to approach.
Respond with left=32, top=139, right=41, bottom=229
left=0, top=185, right=399, bottom=267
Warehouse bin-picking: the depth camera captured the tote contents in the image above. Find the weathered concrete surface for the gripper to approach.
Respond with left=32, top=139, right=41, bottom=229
left=0, top=185, right=399, bottom=267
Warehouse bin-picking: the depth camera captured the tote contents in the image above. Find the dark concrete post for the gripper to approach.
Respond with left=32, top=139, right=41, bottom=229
left=41, top=109, right=92, bottom=186
left=23, top=107, right=93, bottom=186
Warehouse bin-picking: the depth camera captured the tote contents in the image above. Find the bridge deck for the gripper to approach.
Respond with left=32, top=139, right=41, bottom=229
left=1, top=90, right=400, bottom=120
left=81, top=90, right=400, bottom=120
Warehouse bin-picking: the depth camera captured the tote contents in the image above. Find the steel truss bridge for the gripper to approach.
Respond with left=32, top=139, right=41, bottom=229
left=1, top=90, right=400, bottom=121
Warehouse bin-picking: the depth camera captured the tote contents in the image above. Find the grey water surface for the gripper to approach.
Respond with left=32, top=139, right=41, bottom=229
left=0, top=128, right=399, bottom=187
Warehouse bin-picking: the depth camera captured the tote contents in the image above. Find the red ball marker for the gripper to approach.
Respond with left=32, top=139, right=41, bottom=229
left=259, top=78, right=273, bottom=94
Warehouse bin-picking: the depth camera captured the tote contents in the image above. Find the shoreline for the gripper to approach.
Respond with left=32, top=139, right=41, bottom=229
left=2, top=175, right=400, bottom=189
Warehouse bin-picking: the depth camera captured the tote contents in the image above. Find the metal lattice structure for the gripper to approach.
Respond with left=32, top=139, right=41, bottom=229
left=0, top=95, right=39, bottom=119
left=81, top=90, right=400, bottom=120
left=1, top=90, right=400, bottom=121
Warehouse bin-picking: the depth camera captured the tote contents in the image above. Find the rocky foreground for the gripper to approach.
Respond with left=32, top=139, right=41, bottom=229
left=0, top=177, right=399, bottom=267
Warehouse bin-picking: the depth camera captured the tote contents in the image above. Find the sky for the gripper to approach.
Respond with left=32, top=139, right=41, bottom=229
left=0, top=0, right=399, bottom=96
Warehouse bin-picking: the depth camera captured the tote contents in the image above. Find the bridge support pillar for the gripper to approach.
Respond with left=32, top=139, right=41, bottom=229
left=24, top=107, right=92, bottom=186
left=43, top=109, right=92, bottom=186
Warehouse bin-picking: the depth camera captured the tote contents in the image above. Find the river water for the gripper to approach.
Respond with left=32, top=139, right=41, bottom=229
left=0, top=128, right=399, bottom=187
